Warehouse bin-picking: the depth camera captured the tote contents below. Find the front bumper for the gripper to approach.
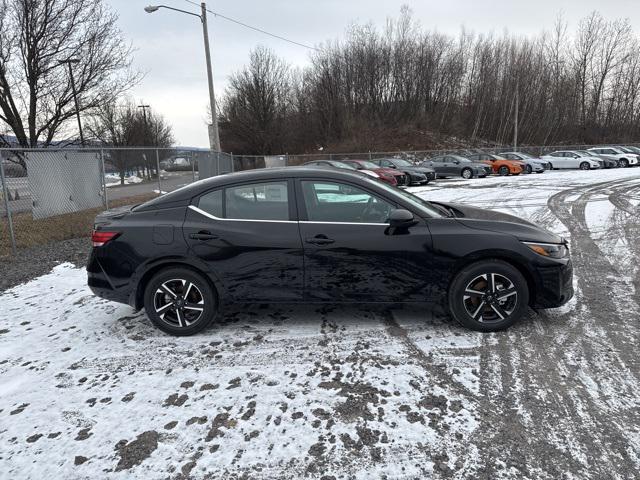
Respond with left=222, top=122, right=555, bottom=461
left=532, top=259, right=574, bottom=308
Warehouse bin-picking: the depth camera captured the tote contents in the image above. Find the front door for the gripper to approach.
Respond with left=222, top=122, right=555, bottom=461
left=296, top=179, right=434, bottom=302
left=184, top=180, right=303, bottom=302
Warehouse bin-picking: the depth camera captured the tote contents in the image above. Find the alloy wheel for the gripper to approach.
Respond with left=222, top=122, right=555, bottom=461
left=461, top=168, right=472, bottom=179
left=153, top=278, right=205, bottom=328
left=462, top=273, right=518, bottom=323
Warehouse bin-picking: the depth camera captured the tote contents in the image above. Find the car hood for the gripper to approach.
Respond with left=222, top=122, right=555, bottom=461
left=432, top=201, right=563, bottom=244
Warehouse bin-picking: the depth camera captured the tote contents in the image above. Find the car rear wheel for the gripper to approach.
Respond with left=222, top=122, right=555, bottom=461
left=144, top=267, right=218, bottom=336
left=448, top=260, right=529, bottom=332
left=498, top=166, right=510, bottom=176
left=579, top=161, right=590, bottom=170
left=461, top=168, right=473, bottom=179
left=620, top=158, right=629, bottom=168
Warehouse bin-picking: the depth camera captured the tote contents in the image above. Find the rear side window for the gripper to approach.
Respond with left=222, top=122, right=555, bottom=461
left=226, top=182, right=289, bottom=221
left=197, top=182, right=289, bottom=221
left=198, top=189, right=223, bottom=217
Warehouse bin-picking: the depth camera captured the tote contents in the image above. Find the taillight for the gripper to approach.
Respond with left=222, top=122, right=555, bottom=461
left=92, top=230, right=120, bottom=247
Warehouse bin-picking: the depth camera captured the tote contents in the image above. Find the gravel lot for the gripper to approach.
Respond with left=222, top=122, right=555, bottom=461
left=0, top=168, right=639, bottom=479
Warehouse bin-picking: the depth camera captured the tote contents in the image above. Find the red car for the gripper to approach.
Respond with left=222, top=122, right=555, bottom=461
left=341, top=160, right=408, bottom=186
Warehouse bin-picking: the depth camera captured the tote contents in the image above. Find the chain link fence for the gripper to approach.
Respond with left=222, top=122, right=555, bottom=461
left=0, top=147, right=235, bottom=257
left=2, top=142, right=639, bottom=258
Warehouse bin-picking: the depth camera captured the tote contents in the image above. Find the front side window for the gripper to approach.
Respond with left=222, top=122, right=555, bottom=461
left=301, top=181, right=394, bottom=224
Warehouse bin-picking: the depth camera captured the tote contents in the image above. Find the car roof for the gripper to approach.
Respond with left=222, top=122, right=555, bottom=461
left=136, top=167, right=368, bottom=210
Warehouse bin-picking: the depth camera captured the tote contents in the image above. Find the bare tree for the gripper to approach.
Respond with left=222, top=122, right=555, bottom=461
left=87, top=100, right=174, bottom=184
left=0, top=0, right=139, bottom=160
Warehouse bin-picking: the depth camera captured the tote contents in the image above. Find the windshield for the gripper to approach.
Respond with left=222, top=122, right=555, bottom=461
left=332, top=161, right=356, bottom=170
left=577, top=151, right=593, bottom=156
left=516, top=152, right=533, bottom=158
left=365, top=178, right=443, bottom=218
left=456, top=157, right=471, bottom=163
left=390, top=159, right=413, bottom=167
left=357, top=160, right=380, bottom=169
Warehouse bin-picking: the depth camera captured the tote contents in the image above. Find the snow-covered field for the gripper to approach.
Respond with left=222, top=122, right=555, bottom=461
left=1, top=168, right=639, bottom=479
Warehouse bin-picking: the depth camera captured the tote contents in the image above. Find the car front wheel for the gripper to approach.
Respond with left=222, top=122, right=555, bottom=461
left=620, top=159, right=629, bottom=168
left=461, top=168, right=473, bottom=179
left=448, top=260, right=529, bottom=332
left=498, top=166, right=510, bottom=176
left=144, top=267, right=218, bottom=336
left=526, top=165, right=532, bottom=174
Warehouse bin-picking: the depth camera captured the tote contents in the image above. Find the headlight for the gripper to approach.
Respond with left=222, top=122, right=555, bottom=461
left=523, top=241, right=569, bottom=259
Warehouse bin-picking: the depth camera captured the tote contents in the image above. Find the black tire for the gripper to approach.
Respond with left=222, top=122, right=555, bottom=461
left=548, top=163, right=554, bottom=170
left=620, top=158, right=629, bottom=168
left=448, top=260, right=529, bottom=332
left=144, top=267, right=218, bottom=336
left=579, top=161, right=590, bottom=170
left=525, top=164, right=532, bottom=174
left=498, top=165, right=510, bottom=176
left=461, top=168, right=473, bottom=179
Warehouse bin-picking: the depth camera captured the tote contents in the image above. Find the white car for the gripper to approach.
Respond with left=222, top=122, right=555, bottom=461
left=587, top=147, right=639, bottom=168
left=541, top=151, right=602, bottom=170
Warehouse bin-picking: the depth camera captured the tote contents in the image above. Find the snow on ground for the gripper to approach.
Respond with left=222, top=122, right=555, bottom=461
left=1, top=167, right=640, bottom=479
left=105, top=174, right=144, bottom=187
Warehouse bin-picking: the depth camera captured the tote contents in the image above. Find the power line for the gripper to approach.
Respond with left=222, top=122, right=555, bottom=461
left=182, top=0, right=319, bottom=51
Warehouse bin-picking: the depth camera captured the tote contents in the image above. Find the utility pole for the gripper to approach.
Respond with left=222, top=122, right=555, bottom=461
left=514, top=81, right=519, bottom=151
left=200, top=2, right=221, bottom=152
left=59, top=58, right=85, bottom=146
left=138, top=104, right=151, bottom=144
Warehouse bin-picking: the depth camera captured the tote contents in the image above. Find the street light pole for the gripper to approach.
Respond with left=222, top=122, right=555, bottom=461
left=59, top=58, right=85, bottom=146
left=144, top=3, right=220, bottom=152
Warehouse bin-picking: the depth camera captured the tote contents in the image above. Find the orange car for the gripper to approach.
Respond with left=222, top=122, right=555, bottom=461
left=466, top=153, right=524, bottom=176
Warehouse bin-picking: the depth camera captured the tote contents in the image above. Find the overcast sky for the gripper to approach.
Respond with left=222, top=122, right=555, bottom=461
left=110, top=0, right=640, bottom=147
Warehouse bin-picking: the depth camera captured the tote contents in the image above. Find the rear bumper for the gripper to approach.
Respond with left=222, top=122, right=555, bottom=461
left=87, top=250, right=134, bottom=307
left=532, top=259, right=574, bottom=308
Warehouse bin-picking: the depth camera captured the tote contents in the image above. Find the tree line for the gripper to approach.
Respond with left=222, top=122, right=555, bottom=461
left=220, top=8, right=640, bottom=155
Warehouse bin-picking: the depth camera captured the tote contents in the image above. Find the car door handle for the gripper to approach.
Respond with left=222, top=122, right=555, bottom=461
left=305, top=236, right=335, bottom=245
left=189, top=231, right=218, bottom=240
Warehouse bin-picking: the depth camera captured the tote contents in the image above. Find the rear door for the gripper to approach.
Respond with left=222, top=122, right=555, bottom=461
left=184, top=180, right=304, bottom=302
left=296, top=179, right=434, bottom=302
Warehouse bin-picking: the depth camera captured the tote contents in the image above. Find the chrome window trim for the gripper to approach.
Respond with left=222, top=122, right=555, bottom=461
left=300, top=221, right=388, bottom=226
left=189, top=205, right=390, bottom=226
left=188, top=205, right=296, bottom=224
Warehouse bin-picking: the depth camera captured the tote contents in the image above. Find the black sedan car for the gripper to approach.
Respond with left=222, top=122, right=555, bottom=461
left=371, top=158, right=436, bottom=185
left=88, top=167, right=573, bottom=335
left=420, top=155, right=490, bottom=179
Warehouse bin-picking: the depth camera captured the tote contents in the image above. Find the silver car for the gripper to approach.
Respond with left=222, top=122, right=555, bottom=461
left=501, top=152, right=547, bottom=173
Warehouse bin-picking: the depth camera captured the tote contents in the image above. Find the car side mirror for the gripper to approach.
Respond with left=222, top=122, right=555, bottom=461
left=389, top=209, right=418, bottom=228
left=453, top=160, right=460, bottom=164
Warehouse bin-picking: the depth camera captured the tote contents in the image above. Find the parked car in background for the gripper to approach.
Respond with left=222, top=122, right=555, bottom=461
left=617, top=145, right=640, bottom=157
left=541, top=151, right=601, bottom=170
left=420, top=155, right=489, bottom=179
left=575, top=150, right=618, bottom=169
left=465, top=153, right=524, bottom=176
left=341, top=159, right=408, bottom=186
left=88, top=167, right=573, bottom=334
left=587, top=147, right=639, bottom=167
left=500, top=152, right=547, bottom=173
left=303, top=160, right=382, bottom=181
left=371, top=158, right=436, bottom=185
